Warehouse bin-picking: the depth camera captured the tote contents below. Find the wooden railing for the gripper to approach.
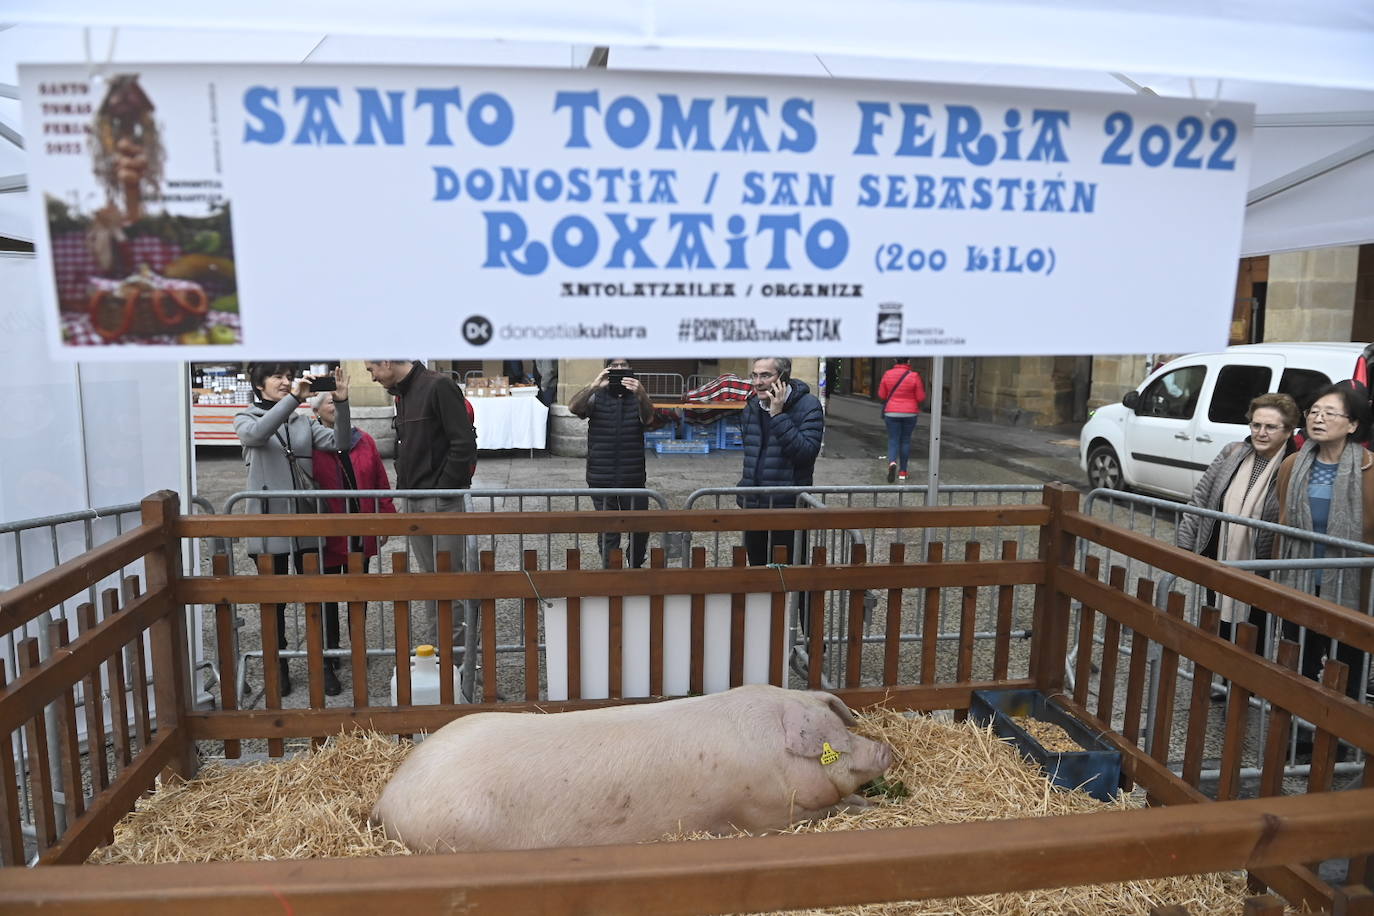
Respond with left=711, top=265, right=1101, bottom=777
left=1, top=485, right=1373, bottom=915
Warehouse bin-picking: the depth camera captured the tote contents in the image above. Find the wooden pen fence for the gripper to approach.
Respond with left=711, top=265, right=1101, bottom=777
left=0, top=484, right=1372, bottom=914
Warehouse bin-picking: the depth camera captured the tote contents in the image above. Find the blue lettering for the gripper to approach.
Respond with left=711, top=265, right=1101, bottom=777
left=939, top=176, right=966, bottom=209
left=667, top=214, right=716, bottom=268
left=433, top=166, right=460, bottom=200
left=723, top=97, right=769, bottom=152
left=885, top=175, right=908, bottom=208
left=942, top=105, right=995, bottom=165
left=805, top=173, right=833, bottom=206
left=356, top=88, right=404, bottom=145
left=657, top=95, right=714, bottom=150
left=771, top=172, right=799, bottom=206
left=971, top=177, right=993, bottom=209
left=482, top=212, right=547, bottom=275
left=778, top=98, right=815, bottom=152
left=468, top=92, right=514, bottom=146
left=1071, top=181, right=1097, bottom=213
left=415, top=88, right=463, bottom=145
left=742, top=171, right=766, bottom=205
left=853, top=101, right=889, bottom=155
left=555, top=91, right=600, bottom=148
left=1028, top=110, right=1070, bottom=162
left=805, top=219, right=848, bottom=269
left=568, top=168, right=592, bottom=202
left=499, top=167, right=528, bottom=202
left=534, top=169, right=562, bottom=202
left=605, top=214, right=657, bottom=268
left=896, top=104, right=934, bottom=156
left=606, top=95, right=651, bottom=149
left=292, top=88, right=344, bottom=145
left=757, top=213, right=801, bottom=269
left=914, top=175, right=936, bottom=208
left=856, top=174, right=880, bottom=206
left=551, top=215, right=598, bottom=267
left=242, top=87, right=284, bottom=144
left=466, top=169, right=493, bottom=201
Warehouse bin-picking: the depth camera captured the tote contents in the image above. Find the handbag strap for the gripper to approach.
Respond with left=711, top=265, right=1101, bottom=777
left=883, top=369, right=913, bottom=412
left=275, top=424, right=319, bottom=510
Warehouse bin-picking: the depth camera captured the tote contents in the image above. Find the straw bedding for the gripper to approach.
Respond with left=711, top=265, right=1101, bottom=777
left=89, top=710, right=1274, bottom=914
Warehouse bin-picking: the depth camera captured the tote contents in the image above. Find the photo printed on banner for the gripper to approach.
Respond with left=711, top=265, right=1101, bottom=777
left=36, top=72, right=240, bottom=348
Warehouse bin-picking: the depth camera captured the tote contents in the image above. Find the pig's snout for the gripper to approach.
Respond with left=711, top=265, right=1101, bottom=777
left=852, top=736, right=895, bottom=780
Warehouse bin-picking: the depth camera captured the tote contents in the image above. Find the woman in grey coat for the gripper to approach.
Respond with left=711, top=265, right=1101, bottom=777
left=234, top=362, right=351, bottom=694
left=1175, top=392, right=1298, bottom=646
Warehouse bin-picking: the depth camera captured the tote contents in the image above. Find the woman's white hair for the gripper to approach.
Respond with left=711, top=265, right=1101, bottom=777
left=309, top=391, right=333, bottom=411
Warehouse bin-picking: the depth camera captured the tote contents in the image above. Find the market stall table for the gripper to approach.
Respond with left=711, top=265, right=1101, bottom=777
left=470, top=395, right=549, bottom=451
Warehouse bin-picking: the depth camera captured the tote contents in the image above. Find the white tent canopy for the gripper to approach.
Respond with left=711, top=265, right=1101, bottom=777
left=0, top=3, right=1370, bottom=523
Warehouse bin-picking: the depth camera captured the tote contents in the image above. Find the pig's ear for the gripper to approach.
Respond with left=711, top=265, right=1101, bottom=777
left=816, top=692, right=858, bottom=726
left=783, top=702, right=855, bottom=758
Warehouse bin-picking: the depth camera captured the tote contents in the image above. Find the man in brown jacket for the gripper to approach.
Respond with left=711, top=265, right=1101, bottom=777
left=365, top=360, right=477, bottom=648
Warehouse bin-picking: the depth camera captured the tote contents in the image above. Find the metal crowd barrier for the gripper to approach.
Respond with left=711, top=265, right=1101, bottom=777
left=683, top=484, right=1046, bottom=690
left=1077, top=487, right=1373, bottom=784
left=633, top=371, right=685, bottom=400
left=0, top=499, right=194, bottom=852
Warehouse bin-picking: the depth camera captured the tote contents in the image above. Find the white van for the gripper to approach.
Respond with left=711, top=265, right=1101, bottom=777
left=1079, top=342, right=1367, bottom=499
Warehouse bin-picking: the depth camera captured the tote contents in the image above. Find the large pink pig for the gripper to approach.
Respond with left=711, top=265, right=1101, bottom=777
left=371, top=684, right=894, bottom=852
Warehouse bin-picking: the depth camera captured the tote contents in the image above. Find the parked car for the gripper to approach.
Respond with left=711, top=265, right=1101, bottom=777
left=1080, top=342, right=1367, bottom=499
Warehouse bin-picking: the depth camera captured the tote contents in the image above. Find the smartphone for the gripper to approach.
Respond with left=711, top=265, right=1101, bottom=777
left=307, top=362, right=337, bottom=392
left=608, top=368, right=633, bottom=396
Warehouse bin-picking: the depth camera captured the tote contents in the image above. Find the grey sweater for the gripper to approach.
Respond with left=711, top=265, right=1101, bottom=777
left=234, top=394, right=352, bottom=555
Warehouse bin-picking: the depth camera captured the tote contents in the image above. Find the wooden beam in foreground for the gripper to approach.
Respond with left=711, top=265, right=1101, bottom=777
left=5, top=789, right=1372, bottom=915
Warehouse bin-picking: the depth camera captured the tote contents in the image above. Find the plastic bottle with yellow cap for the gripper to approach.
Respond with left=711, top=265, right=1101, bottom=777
left=390, top=644, right=462, bottom=707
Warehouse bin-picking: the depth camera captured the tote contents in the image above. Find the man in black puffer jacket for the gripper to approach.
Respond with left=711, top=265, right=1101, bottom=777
left=738, top=356, right=825, bottom=566
left=569, top=358, right=655, bottom=568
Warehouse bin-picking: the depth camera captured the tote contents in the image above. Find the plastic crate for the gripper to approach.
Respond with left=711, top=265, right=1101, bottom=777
left=969, top=689, right=1122, bottom=801
left=716, top=416, right=744, bottom=450
left=654, top=439, right=712, bottom=454
left=683, top=421, right=716, bottom=442
left=643, top=425, right=676, bottom=445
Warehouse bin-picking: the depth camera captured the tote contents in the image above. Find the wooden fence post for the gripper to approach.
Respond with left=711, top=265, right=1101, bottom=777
left=1031, top=482, right=1079, bottom=694
left=141, top=490, right=198, bottom=780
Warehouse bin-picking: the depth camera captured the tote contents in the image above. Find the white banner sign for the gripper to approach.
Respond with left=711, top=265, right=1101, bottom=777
left=22, top=64, right=1253, bottom=360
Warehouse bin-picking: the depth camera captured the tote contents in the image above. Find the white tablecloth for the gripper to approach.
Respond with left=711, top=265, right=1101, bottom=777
left=470, top=396, right=549, bottom=449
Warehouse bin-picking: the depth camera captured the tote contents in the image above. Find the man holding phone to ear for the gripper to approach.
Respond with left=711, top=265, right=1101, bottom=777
left=738, top=356, right=825, bottom=566
left=569, top=358, right=655, bottom=568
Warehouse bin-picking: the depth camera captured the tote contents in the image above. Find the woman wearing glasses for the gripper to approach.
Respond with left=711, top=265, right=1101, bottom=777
left=1177, top=393, right=1299, bottom=643
left=1272, top=383, right=1374, bottom=703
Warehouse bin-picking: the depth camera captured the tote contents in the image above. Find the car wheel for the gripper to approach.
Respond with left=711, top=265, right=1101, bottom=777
left=1086, top=443, right=1126, bottom=491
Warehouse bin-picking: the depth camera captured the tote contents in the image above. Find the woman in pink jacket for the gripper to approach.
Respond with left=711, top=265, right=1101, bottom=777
left=877, top=358, right=927, bottom=483
left=310, top=391, right=397, bottom=695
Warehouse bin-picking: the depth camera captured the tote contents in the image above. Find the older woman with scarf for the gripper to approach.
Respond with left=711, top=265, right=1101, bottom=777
left=1176, top=393, right=1299, bottom=646
left=308, top=390, right=396, bottom=695
left=1271, top=382, right=1374, bottom=705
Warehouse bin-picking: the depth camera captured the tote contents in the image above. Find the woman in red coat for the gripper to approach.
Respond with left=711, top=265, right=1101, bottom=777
left=310, top=391, right=397, bottom=695
left=877, top=358, right=927, bottom=483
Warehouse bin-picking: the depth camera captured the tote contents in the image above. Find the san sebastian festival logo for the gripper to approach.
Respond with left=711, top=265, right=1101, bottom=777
left=876, top=302, right=903, bottom=344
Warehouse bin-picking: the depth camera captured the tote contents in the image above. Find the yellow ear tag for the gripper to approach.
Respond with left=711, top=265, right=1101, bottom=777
left=819, top=742, right=841, bottom=766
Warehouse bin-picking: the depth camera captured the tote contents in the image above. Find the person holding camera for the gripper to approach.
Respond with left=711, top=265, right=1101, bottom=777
left=234, top=362, right=351, bottom=696
left=738, top=356, right=825, bottom=566
left=569, top=358, right=655, bottom=568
